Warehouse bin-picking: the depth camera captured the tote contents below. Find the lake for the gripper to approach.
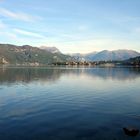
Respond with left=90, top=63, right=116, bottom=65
left=0, top=66, right=140, bottom=140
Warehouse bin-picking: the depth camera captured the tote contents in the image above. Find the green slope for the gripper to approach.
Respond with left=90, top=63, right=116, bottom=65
left=0, top=44, right=71, bottom=65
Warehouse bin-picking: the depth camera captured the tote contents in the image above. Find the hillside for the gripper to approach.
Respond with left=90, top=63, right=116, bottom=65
left=0, top=44, right=71, bottom=65
left=123, top=56, right=140, bottom=66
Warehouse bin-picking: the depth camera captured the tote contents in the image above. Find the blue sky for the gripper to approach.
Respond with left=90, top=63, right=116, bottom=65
left=0, top=0, right=140, bottom=53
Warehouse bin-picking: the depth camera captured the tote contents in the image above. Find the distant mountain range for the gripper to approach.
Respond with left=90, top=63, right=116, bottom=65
left=0, top=44, right=71, bottom=65
left=0, top=43, right=140, bottom=65
left=70, top=50, right=140, bottom=61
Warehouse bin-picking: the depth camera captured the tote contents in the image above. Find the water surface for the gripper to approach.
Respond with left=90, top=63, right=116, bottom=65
left=0, top=66, right=140, bottom=140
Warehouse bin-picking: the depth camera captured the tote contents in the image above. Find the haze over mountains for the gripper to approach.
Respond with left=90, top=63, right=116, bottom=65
left=84, top=50, right=140, bottom=61
left=0, top=43, right=140, bottom=64
left=40, top=46, right=61, bottom=54
left=38, top=47, right=140, bottom=61
left=69, top=50, right=140, bottom=61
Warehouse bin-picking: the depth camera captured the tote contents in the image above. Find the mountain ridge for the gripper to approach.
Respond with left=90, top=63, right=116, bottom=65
left=0, top=44, right=71, bottom=65
left=70, top=49, right=140, bottom=61
left=0, top=43, right=140, bottom=64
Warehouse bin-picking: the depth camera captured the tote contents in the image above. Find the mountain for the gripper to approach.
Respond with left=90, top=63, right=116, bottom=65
left=84, top=52, right=98, bottom=60
left=40, top=46, right=61, bottom=54
left=0, top=44, right=71, bottom=65
left=68, top=53, right=86, bottom=61
left=0, top=44, right=140, bottom=65
left=85, top=50, right=140, bottom=61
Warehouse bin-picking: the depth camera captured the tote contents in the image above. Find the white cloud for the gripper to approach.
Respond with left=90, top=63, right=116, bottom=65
left=14, top=28, right=46, bottom=39
left=0, top=8, right=36, bottom=22
left=5, top=32, right=18, bottom=39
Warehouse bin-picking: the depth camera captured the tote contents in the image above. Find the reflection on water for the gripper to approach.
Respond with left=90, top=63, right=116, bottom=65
left=0, top=66, right=140, bottom=140
left=0, top=66, right=140, bottom=85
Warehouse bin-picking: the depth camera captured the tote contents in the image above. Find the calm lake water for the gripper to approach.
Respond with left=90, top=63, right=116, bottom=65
left=0, top=66, right=140, bottom=140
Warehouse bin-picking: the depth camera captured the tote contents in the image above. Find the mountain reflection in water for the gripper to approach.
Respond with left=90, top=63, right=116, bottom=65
left=0, top=66, right=140, bottom=85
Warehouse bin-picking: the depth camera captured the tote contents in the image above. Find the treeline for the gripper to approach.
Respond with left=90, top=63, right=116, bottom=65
left=122, top=56, right=140, bottom=66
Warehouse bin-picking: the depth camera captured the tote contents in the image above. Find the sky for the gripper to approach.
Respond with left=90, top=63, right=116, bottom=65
left=0, top=0, right=140, bottom=53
